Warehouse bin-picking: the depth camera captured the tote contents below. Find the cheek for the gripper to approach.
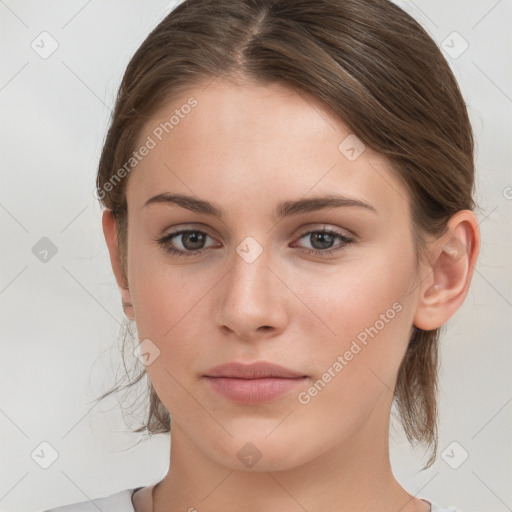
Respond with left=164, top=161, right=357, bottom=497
left=299, top=250, right=415, bottom=340
left=127, top=228, right=201, bottom=335
left=293, top=246, right=417, bottom=390
left=127, top=253, right=210, bottom=419
left=290, top=264, right=414, bottom=447
left=126, top=235, right=217, bottom=382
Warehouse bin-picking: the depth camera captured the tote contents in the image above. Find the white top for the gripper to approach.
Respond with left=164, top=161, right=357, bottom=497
left=41, top=487, right=461, bottom=512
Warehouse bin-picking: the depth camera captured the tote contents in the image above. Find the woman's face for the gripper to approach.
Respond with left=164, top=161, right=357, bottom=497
left=123, top=78, right=424, bottom=470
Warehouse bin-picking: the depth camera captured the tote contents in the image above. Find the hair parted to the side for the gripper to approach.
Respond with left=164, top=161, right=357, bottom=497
left=94, top=0, right=475, bottom=469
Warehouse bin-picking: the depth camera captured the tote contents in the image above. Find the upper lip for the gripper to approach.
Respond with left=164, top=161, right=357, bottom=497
left=204, top=362, right=307, bottom=379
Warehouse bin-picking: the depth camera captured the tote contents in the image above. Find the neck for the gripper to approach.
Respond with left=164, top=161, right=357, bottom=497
left=151, top=405, right=428, bottom=512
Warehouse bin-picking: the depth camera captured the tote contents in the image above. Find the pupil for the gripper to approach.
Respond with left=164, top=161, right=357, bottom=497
left=311, top=232, right=334, bottom=250
left=184, top=232, right=205, bottom=250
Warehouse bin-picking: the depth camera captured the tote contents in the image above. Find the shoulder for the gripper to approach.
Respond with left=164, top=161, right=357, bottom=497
left=40, top=488, right=138, bottom=512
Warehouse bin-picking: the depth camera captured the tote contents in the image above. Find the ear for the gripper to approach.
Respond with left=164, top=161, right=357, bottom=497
left=102, top=210, right=135, bottom=321
left=413, top=210, right=480, bottom=330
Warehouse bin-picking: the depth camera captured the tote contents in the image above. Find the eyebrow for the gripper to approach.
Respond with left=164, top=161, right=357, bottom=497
left=143, top=192, right=377, bottom=218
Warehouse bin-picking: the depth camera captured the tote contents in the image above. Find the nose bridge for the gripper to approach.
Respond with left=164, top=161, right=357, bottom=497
left=226, top=239, right=274, bottom=311
left=214, top=236, right=287, bottom=336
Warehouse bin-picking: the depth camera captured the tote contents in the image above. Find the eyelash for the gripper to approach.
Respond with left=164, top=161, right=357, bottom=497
left=155, top=227, right=354, bottom=258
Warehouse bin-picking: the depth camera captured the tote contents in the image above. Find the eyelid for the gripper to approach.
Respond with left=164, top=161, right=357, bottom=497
left=161, top=223, right=219, bottom=239
left=159, top=225, right=220, bottom=248
left=291, top=222, right=356, bottom=241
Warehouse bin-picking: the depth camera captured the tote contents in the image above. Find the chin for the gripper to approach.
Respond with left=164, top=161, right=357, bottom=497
left=207, top=430, right=318, bottom=473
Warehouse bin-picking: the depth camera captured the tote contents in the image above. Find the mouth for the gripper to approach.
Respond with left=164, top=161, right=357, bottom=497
left=203, top=361, right=308, bottom=405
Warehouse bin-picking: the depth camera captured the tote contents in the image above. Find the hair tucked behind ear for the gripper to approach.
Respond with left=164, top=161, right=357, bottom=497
left=95, top=0, right=475, bottom=469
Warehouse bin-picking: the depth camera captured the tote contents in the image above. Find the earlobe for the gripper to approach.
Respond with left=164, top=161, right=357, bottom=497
left=413, top=210, right=480, bottom=331
left=102, top=210, right=135, bottom=321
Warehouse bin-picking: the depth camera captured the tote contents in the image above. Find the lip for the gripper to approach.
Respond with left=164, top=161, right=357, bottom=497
left=204, top=361, right=307, bottom=379
left=203, top=362, right=308, bottom=405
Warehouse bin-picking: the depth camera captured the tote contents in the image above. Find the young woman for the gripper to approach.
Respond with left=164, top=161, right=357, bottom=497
left=44, top=0, right=479, bottom=510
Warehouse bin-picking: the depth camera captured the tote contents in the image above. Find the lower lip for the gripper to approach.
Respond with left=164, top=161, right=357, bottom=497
left=203, top=376, right=308, bottom=404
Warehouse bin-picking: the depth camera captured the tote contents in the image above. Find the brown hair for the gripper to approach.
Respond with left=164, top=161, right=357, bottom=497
left=95, top=0, right=475, bottom=469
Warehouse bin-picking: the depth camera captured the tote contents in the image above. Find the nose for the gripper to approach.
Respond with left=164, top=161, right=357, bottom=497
left=213, top=243, right=289, bottom=342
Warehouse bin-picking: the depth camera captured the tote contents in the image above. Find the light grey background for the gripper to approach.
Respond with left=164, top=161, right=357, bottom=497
left=0, top=1, right=511, bottom=511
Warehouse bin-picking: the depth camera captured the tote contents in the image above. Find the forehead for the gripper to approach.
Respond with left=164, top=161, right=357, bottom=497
left=127, top=78, right=410, bottom=218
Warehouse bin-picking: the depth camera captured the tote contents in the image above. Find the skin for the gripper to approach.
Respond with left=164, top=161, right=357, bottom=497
left=103, top=78, right=480, bottom=512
